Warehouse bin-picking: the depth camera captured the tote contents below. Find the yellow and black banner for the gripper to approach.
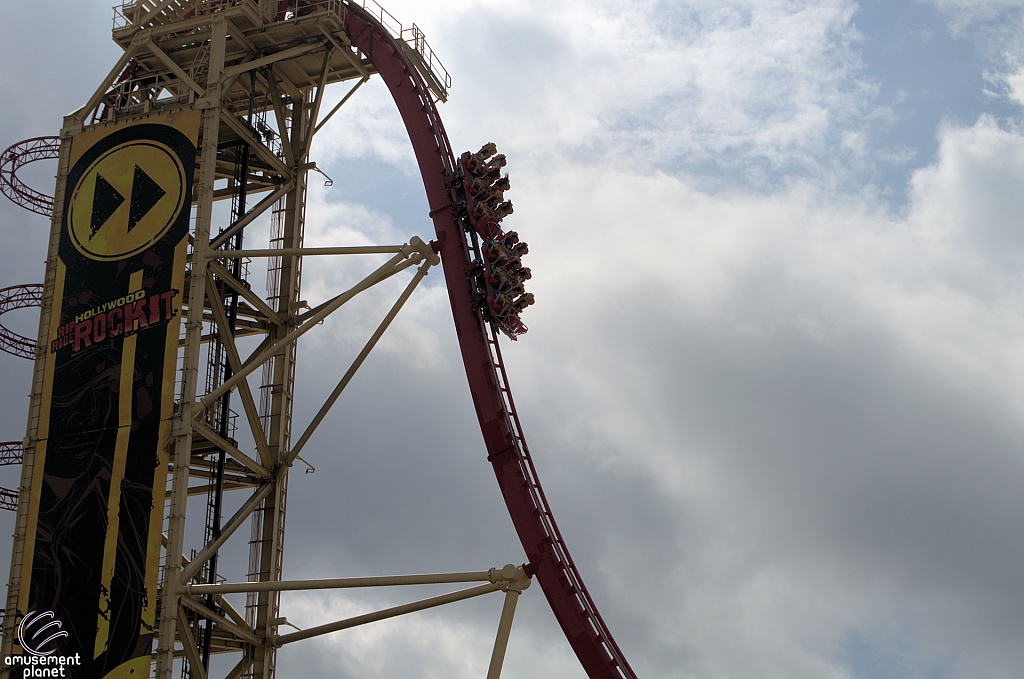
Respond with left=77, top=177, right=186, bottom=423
left=15, top=110, right=199, bottom=679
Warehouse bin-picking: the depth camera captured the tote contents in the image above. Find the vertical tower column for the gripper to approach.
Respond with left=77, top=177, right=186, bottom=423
left=155, top=16, right=227, bottom=679
left=250, top=88, right=309, bottom=679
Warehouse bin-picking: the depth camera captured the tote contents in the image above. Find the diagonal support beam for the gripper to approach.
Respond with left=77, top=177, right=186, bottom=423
left=265, top=68, right=296, bottom=170
left=314, top=76, right=368, bottom=136
left=225, top=19, right=256, bottom=53
left=179, top=596, right=261, bottom=647
left=318, top=25, right=369, bottom=79
left=146, top=39, right=206, bottom=96
left=205, top=270, right=274, bottom=465
left=221, top=112, right=292, bottom=179
left=136, top=0, right=177, bottom=27
left=222, top=42, right=321, bottom=79
left=196, top=249, right=423, bottom=415
left=179, top=482, right=274, bottom=585
left=274, top=583, right=503, bottom=646
left=286, top=259, right=432, bottom=466
left=486, top=590, right=522, bottom=679
left=73, top=44, right=140, bottom=124
left=217, top=594, right=248, bottom=629
left=208, top=260, right=284, bottom=327
left=225, top=656, right=253, bottom=679
left=210, top=181, right=294, bottom=250
left=176, top=606, right=209, bottom=679
left=303, top=47, right=334, bottom=158
left=192, top=419, right=270, bottom=480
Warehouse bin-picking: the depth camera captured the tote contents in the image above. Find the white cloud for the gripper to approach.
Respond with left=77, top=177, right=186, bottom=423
left=339, top=0, right=876, bottom=182
left=484, top=113, right=1024, bottom=678
left=5, top=2, right=1024, bottom=679
left=1004, top=64, right=1024, bottom=105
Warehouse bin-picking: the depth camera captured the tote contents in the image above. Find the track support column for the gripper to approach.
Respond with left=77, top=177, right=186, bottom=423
left=485, top=565, right=530, bottom=679
left=155, top=15, right=227, bottom=679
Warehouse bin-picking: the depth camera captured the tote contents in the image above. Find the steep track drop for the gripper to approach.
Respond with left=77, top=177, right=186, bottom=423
left=339, top=4, right=638, bottom=678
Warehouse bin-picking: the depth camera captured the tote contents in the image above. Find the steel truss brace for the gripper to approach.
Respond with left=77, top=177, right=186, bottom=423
left=181, top=564, right=531, bottom=678
left=210, top=182, right=295, bottom=250
left=146, top=39, right=206, bottom=97
left=204, top=272, right=274, bottom=464
left=176, top=239, right=438, bottom=588
left=197, top=237, right=438, bottom=414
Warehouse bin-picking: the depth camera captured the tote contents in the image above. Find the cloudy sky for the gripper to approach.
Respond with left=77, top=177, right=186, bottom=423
left=4, top=1, right=1024, bottom=678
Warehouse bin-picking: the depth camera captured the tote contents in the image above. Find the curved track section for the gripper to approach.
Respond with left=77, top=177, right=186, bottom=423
left=339, top=4, right=637, bottom=677
left=0, top=442, right=22, bottom=512
left=0, top=137, right=59, bottom=217
left=0, top=284, right=43, bottom=360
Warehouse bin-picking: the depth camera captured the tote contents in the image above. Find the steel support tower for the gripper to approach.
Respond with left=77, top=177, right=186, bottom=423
left=0, top=3, right=638, bottom=679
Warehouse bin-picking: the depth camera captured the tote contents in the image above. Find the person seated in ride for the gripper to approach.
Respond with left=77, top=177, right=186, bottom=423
left=505, top=282, right=526, bottom=299
left=510, top=241, right=528, bottom=258
left=469, top=176, right=492, bottom=197
left=484, top=240, right=508, bottom=263
left=485, top=262, right=510, bottom=284
left=491, top=175, right=511, bottom=195
left=513, top=292, right=536, bottom=313
left=488, top=268, right=520, bottom=294
left=493, top=201, right=514, bottom=221
left=501, top=231, right=519, bottom=248
left=479, top=200, right=512, bottom=224
left=473, top=201, right=498, bottom=224
left=469, top=196, right=501, bottom=227
left=494, top=290, right=519, bottom=316
left=471, top=142, right=497, bottom=166
left=483, top=163, right=504, bottom=180
left=473, top=173, right=509, bottom=197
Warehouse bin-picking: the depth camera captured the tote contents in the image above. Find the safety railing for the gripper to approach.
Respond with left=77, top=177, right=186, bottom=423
left=113, top=1, right=452, bottom=97
left=113, top=0, right=250, bottom=31
left=402, top=23, right=452, bottom=93
left=290, top=1, right=452, bottom=97
left=342, top=1, right=452, bottom=95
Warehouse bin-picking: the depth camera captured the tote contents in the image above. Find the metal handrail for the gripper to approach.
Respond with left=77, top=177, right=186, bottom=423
left=113, top=0, right=249, bottom=31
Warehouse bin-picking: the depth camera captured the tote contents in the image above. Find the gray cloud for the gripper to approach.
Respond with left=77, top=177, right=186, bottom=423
left=3, top=2, right=1024, bottom=678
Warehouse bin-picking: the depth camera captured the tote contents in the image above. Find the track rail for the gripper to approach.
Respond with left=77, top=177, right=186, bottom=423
left=0, top=443, right=22, bottom=512
left=0, top=137, right=59, bottom=217
left=0, top=284, right=43, bottom=360
left=339, top=3, right=637, bottom=677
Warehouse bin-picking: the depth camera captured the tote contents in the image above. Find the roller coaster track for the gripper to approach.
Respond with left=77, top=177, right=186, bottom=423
left=0, top=284, right=43, bottom=360
left=0, top=443, right=21, bottom=512
left=0, top=285, right=39, bottom=511
left=340, top=4, right=638, bottom=677
left=0, top=2, right=637, bottom=675
left=0, top=137, right=59, bottom=217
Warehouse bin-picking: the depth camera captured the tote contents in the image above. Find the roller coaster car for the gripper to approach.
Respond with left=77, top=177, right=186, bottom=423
left=456, top=147, right=532, bottom=340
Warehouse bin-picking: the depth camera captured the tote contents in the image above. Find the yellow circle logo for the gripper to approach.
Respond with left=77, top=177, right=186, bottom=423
left=67, top=140, right=186, bottom=261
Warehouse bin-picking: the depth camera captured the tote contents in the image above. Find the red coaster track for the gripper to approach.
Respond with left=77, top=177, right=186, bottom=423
left=0, top=137, right=59, bottom=217
left=0, top=442, right=21, bottom=511
left=0, top=285, right=39, bottom=510
left=0, top=284, right=43, bottom=360
left=0, top=4, right=637, bottom=675
left=340, top=3, right=638, bottom=678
